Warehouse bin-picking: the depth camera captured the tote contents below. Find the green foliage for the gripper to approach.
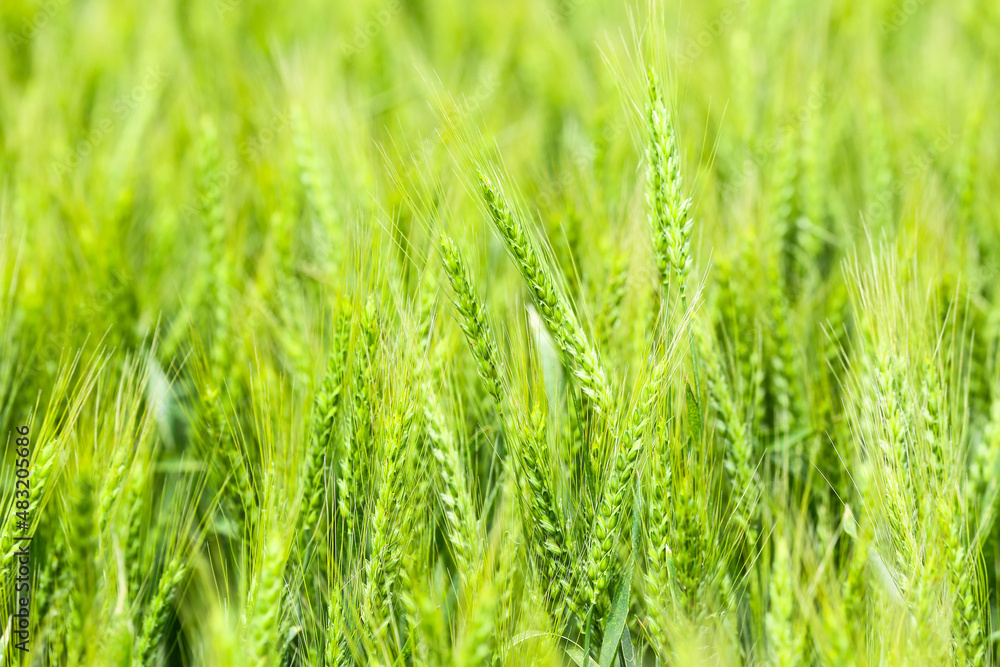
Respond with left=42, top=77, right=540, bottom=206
left=2, top=0, right=1000, bottom=665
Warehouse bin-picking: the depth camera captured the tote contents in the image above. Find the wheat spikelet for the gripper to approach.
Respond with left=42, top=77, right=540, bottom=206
left=133, top=557, right=189, bottom=667
left=478, top=170, right=612, bottom=476
left=295, top=311, right=351, bottom=557
left=646, top=72, right=694, bottom=304
left=196, top=116, right=232, bottom=384
left=439, top=235, right=505, bottom=411
left=440, top=235, right=576, bottom=618
left=325, top=577, right=349, bottom=667
left=515, top=404, right=579, bottom=616
left=363, top=403, right=415, bottom=652
left=701, top=333, right=759, bottom=547
left=585, top=372, right=658, bottom=613
left=765, top=536, right=805, bottom=666
left=291, top=105, right=339, bottom=247
left=248, top=528, right=290, bottom=667
left=425, top=390, right=480, bottom=578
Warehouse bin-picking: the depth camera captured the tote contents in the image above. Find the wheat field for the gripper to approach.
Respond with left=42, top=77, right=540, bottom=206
left=1, top=0, right=999, bottom=665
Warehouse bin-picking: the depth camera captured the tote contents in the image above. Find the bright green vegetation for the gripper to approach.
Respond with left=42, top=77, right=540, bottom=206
left=2, top=0, right=1000, bottom=665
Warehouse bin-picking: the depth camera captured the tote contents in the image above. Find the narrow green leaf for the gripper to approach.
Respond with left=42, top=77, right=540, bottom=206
left=621, top=624, right=635, bottom=667
left=632, top=475, right=641, bottom=557
left=599, top=565, right=634, bottom=667
left=566, top=645, right=601, bottom=666
left=685, top=381, right=702, bottom=444
left=616, top=477, right=641, bottom=667
left=843, top=506, right=858, bottom=540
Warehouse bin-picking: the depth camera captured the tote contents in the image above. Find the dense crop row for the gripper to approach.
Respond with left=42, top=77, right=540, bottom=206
left=2, top=0, right=999, bottom=665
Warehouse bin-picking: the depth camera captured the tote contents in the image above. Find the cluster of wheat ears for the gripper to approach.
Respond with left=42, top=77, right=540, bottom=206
left=2, top=0, right=1000, bottom=665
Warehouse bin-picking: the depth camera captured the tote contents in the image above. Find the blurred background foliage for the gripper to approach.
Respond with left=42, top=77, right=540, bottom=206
left=1, top=0, right=1000, bottom=664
